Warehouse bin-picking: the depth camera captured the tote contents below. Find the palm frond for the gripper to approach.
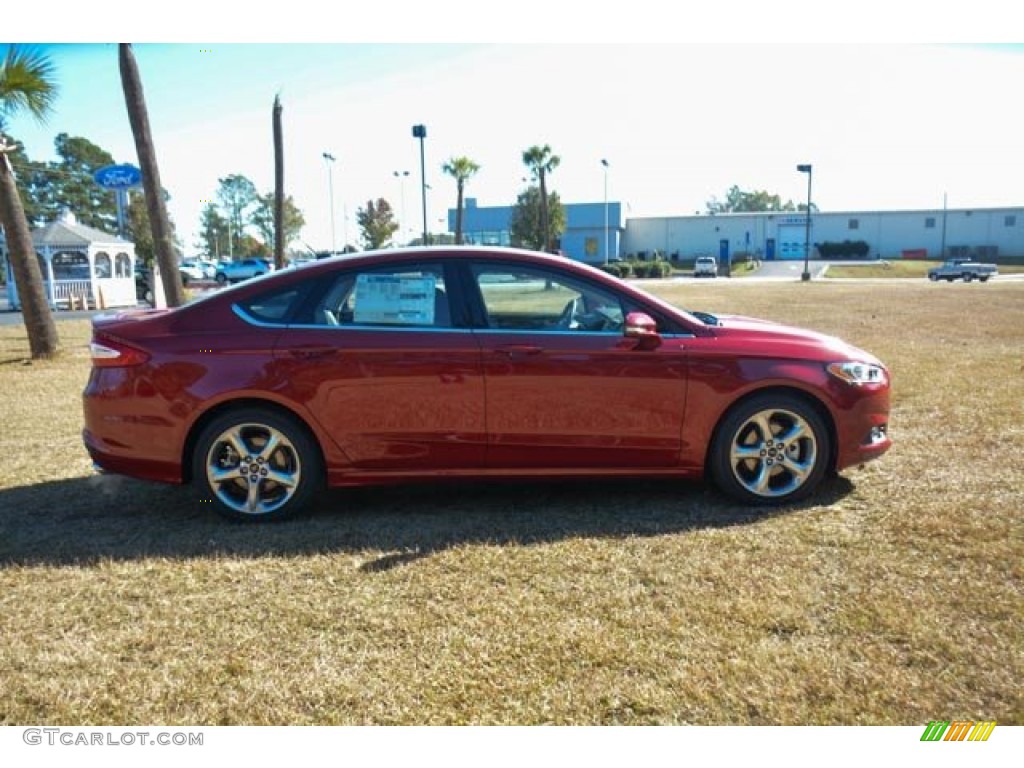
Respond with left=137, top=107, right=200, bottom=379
left=0, top=46, right=58, bottom=126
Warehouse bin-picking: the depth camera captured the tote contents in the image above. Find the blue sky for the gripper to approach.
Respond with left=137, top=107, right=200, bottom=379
left=4, top=12, right=1023, bottom=253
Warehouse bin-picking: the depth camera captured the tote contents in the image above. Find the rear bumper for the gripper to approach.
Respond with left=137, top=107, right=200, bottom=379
left=83, top=427, right=184, bottom=485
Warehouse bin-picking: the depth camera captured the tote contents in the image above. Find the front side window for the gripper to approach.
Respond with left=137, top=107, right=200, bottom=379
left=313, top=263, right=451, bottom=328
left=472, top=264, right=624, bottom=333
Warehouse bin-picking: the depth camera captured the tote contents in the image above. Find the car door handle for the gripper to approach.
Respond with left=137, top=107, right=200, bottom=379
left=288, top=345, right=339, bottom=360
left=494, top=344, right=543, bottom=357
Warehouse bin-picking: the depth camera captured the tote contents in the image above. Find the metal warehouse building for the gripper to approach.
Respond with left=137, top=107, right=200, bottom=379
left=622, top=206, right=1024, bottom=263
left=450, top=199, right=1023, bottom=264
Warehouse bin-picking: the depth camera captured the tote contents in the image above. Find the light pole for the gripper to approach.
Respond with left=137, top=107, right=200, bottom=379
left=322, top=152, right=336, bottom=254
left=601, top=158, right=610, bottom=264
left=412, top=124, right=428, bottom=245
left=797, top=163, right=813, bottom=281
left=393, top=170, right=409, bottom=246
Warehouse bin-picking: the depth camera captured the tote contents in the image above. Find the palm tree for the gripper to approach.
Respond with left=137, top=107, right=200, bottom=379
left=0, top=46, right=60, bottom=358
left=118, top=44, right=185, bottom=307
left=442, top=156, right=480, bottom=245
left=521, top=145, right=560, bottom=252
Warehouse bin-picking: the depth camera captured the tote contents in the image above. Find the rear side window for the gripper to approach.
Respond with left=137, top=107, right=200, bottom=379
left=312, top=263, right=452, bottom=328
left=237, top=287, right=304, bottom=324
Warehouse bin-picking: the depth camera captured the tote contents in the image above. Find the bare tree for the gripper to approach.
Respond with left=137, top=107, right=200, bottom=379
left=118, top=44, right=185, bottom=307
left=272, top=95, right=284, bottom=269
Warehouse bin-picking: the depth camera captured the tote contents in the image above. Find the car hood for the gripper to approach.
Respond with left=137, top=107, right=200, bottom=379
left=710, top=314, right=883, bottom=365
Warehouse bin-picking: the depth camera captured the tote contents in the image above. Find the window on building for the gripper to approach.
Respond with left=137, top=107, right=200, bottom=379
left=925, top=217, right=936, bottom=229
left=51, top=251, right=90, bottom=280
left=1006, top=215, right=1017, bottom=227
left=584, top=237, right=598, bottom=257
left=848, top=219, right=859, bottom=230
left=94, top=252, right=112, bottom=279
left=115, top=253, right=131, bottom=278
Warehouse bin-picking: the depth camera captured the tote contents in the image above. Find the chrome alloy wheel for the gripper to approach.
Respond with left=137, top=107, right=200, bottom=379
left=205, top=423, right=302, bottom=516
left=728, top=408, right=818, bottom=499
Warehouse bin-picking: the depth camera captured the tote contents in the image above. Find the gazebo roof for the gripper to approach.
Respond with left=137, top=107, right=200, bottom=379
left=31, top=211, right=133, bottom=249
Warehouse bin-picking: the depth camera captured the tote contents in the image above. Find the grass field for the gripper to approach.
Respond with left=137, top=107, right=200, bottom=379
left=1, top=280, right=1021, bottom=725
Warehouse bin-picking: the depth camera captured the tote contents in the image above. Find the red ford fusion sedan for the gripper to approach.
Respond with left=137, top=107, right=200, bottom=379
left=83, top=247, right=891, bottom=521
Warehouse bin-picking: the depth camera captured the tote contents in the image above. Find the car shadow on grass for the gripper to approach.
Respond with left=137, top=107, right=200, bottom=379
left=0, top=473, right=855, bottom=569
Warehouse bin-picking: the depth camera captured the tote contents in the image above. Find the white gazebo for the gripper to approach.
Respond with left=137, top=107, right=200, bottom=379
left=2, top=210, right=137, bottom=311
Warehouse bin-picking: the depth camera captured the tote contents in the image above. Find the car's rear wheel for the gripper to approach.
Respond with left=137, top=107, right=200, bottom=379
left=193, top=408, right=323, bottom=522
left=928, top=273, right=938, bottom=282
left=215, top=273, right=227, bottom=285
left=710, top=394, right=831, bottom=505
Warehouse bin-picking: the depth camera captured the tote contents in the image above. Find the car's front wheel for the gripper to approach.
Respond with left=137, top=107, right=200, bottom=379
left=215, top=273, right=227, bottom=285
left=928, top=273, right=938, bottom=282
left=193, top=407, right=323, bottom=522
left=710, top=394, right=831, bottom=505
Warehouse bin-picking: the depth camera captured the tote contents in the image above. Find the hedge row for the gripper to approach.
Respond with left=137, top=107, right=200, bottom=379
left=598, top=260, right=673, bottom=278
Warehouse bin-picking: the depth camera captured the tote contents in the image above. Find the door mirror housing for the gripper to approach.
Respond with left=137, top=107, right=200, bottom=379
left=624, top=312, right=661, bottom=349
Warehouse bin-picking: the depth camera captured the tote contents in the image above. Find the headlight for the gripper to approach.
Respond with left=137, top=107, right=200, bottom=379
left=827, top=361, right=886, bottom=386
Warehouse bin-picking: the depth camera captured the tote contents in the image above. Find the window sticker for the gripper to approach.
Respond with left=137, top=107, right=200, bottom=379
left=353, top=273, right=436, bottom=325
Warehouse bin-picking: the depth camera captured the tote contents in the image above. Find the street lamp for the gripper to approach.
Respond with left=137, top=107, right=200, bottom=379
left=796, top=163, right=813, bottom=281
left=393, top=170, right=410, bottom=246
left=412, top=124, right=428, bottom=245
left=601, top=158, right=610, bottom=265
left=322, top=152, right=336, bottom=255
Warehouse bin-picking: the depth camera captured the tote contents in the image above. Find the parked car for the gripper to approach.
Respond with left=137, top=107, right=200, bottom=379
left=694, top=256, right=718, bottom=278
left=181, top=259, right=216, bottom=281
left=179, top=261, right=206, bottom=284
left=927, top=258, right=998, bottom=283
left=83, top=247, right=892, bottom=521
left=214, top=258, right=274, bottom=284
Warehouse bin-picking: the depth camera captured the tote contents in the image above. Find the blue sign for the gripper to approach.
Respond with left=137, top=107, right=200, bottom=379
left=93, top=164, right=142, bottom=190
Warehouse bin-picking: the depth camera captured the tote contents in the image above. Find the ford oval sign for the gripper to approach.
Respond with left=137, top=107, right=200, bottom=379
left=93, top=164, right=142, bottom=190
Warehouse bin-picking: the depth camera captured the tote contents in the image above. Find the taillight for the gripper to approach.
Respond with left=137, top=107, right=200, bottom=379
left=89, top=338, right=150, bottom=368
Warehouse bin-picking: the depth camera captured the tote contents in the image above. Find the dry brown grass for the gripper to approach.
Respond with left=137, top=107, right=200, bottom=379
left=0, top=280, right=1021, bottom=725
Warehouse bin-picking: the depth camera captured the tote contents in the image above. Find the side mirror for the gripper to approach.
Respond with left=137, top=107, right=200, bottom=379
left=624, top=311, right=661, bottom=349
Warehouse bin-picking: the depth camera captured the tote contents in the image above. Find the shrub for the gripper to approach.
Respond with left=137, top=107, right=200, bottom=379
left=818, top=240, right=871, bottom=259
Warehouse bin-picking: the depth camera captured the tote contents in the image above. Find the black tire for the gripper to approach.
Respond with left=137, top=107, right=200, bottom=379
left=710, top=393, right=831, bottom=505
left=979, top=276, right=989, bottom=283
left=215, top=273, right=227, bottom=285
left=192, top=407, right=323, bottom=522
left=928, top=273, right=938, bottom=282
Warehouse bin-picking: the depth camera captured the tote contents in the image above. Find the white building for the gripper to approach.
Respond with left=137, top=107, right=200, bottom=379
left=622, top=206, right=1023, bottom=262
left=2, top=211, right=137, bottom=310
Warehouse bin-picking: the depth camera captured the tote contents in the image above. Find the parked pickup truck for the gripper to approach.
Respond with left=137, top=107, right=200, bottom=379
left=693, top=256, right=718, bottom=278
left=927, top=259, right=998, bottom=283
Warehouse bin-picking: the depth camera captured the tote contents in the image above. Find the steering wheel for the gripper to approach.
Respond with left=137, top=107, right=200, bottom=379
left=557, top=297, right=582, bottom=329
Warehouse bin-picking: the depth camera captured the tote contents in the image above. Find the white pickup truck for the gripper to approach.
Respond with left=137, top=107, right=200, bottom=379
left=927, top=258, right=998, bottom=283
